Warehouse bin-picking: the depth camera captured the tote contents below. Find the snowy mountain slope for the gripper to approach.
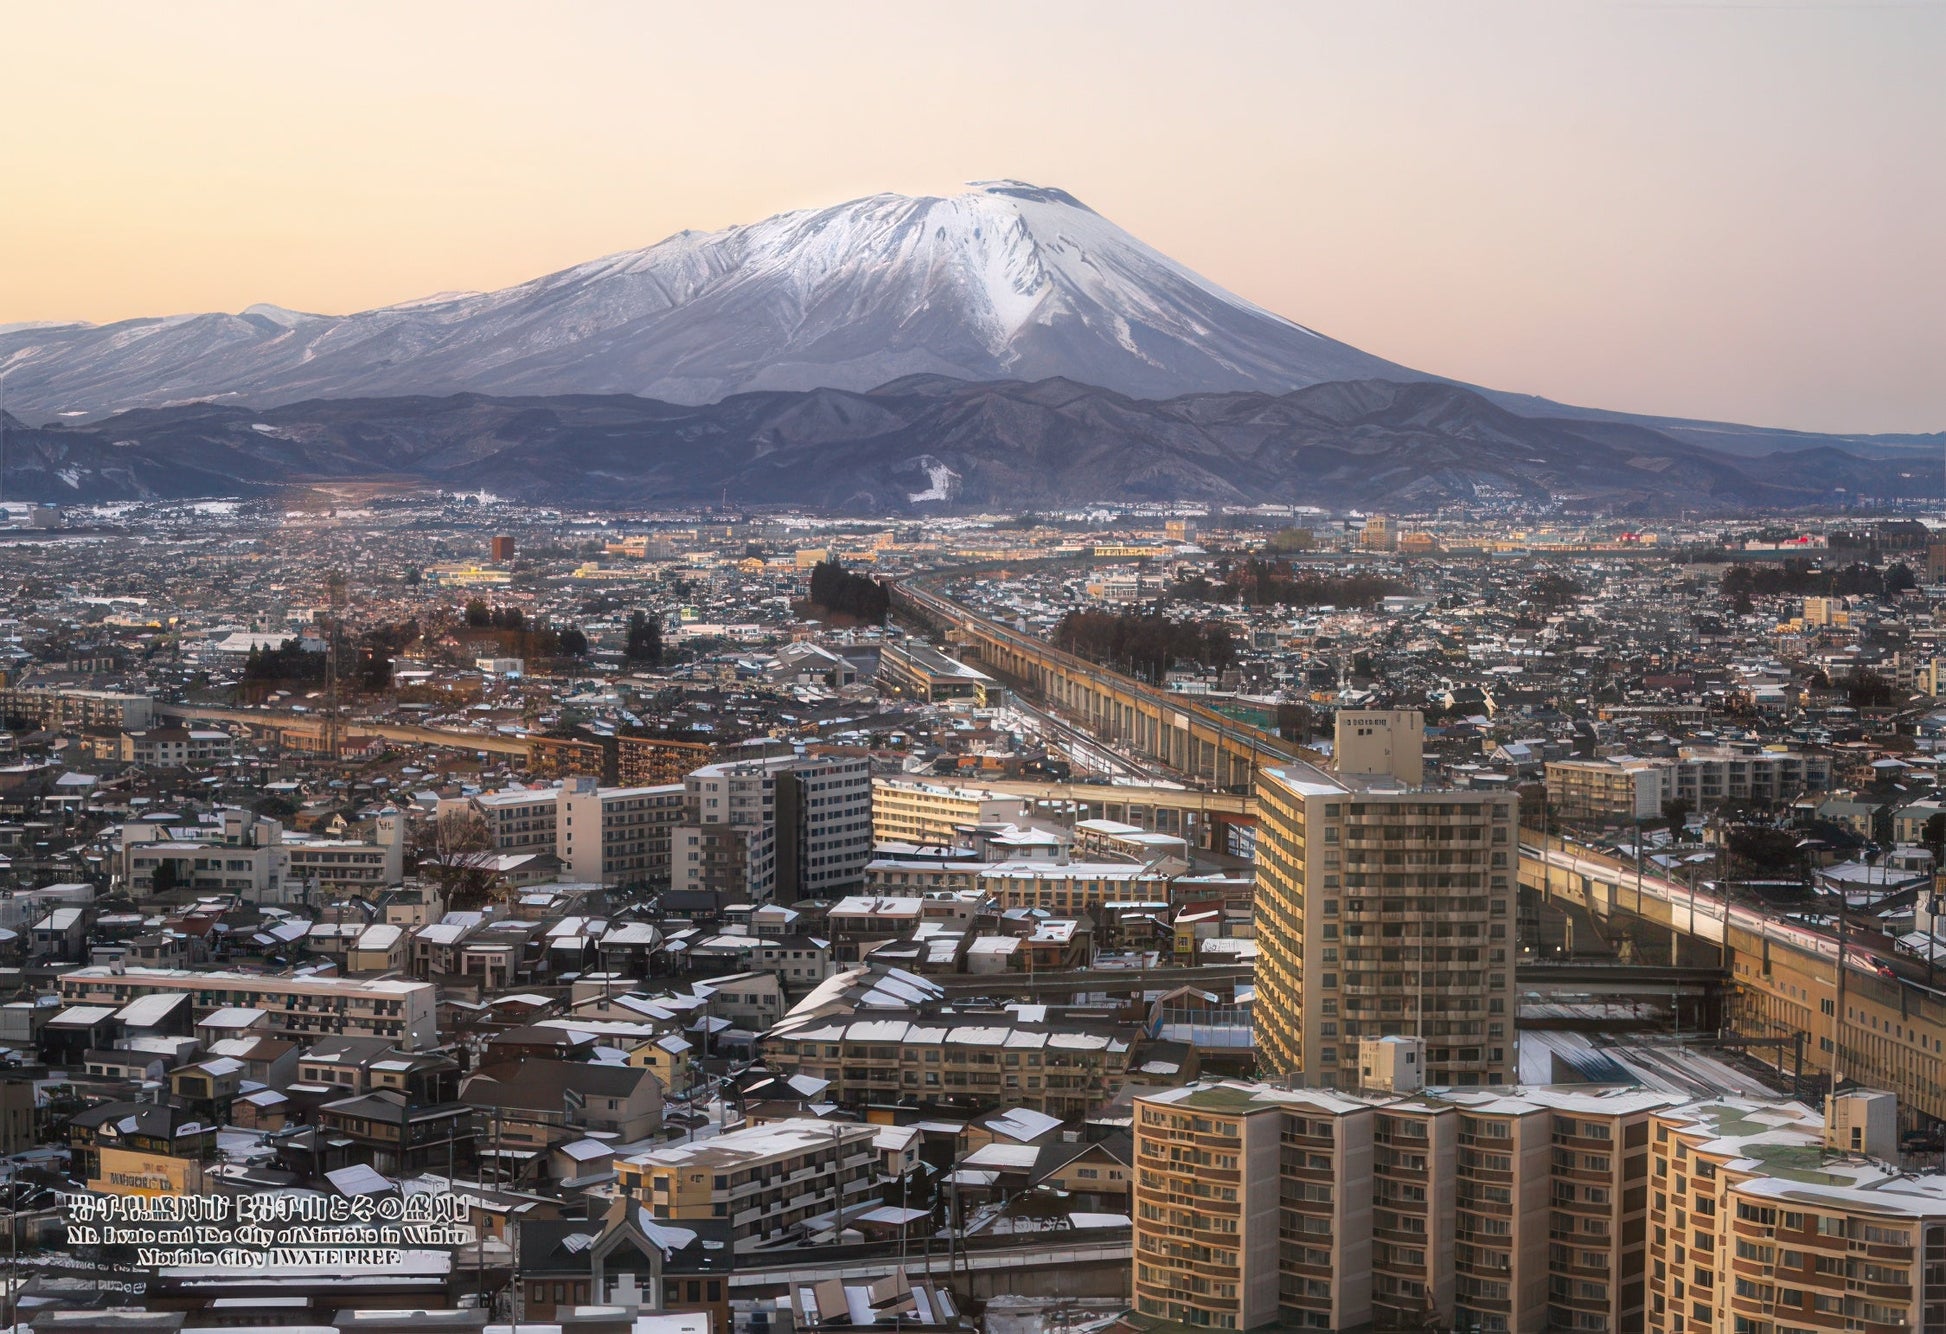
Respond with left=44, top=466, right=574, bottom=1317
left=0, top=182, right=1420, bottom=417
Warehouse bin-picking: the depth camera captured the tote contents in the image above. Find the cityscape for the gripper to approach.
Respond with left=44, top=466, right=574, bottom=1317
left=1, top=4, right=1942, bottom=1334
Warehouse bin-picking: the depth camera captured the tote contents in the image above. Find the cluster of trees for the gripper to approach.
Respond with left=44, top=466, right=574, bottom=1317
left=625, top=610, right=663, bottom=666
left=457, top=601, right=588, bottom=659
left=1524, top=572, right=1583, bottom=608
left=241, top=640, right=329, bottom=684
left=1275, top=701, right=1319, bottom=743
left=241, top=637, right=402, bottom=692
left=1264, top=527, right=1317, bottom=553
left=1174, top=559, right=1402, bottom=610
left=1720, top=559, right=1917, bottom=613
left=1840, top=668, right=1902, bottom=709
left=463, top=600, right=530, bottom=630
left=1053, top=609, right=1236, bottom=682
left=807, top=560, right=890, bottom=623
left=357, top=619, right=424, bottom=691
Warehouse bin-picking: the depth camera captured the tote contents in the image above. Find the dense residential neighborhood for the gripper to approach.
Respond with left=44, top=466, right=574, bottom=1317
left=3, top=498, right=1946, bottom=1332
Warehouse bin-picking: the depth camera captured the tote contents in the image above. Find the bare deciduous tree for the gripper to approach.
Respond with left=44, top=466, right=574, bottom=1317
left=412, top=810, right=500, bottom=912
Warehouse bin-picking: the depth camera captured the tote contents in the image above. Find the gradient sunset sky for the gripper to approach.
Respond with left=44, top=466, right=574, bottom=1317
left=2, top=0, right=1940, bottom=433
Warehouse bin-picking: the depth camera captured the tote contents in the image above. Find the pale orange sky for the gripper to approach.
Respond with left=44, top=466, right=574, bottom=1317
left=2, top=0, right=1941, bottom=433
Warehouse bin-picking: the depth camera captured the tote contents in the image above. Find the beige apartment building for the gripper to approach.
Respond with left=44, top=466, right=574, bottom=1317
left=57, top=965, right=438, bottom=1048
left=470, top=786, right=560, bottom=853
left=1254, top=760, right=1517, bottom=1088
left=1546, top=758, right=1672, bottom=823
left=761, top=1010, right=1136, bottom=1118
left=559, top=778, right=686, bottom=885
left=1647, top=1092, right=1946, bottom=1334
left=870, top=777, right=1029, bottom=846
left=0, top=686, right=153, bottom=731
left=616, top=1119, right=878, bottom=1251
left=1134, top=1077, right=1692, bottom=1334
left=1546, top=748, right=1834, bottom=823
left=121, top=807, right=404, bottom=901
left=1136, top=1078, right=1946, bottom=1334
left=117, top=726, right=234, bottom=768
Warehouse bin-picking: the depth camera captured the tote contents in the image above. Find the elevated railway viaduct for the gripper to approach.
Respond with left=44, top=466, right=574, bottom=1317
left=891, top=579, right=1310, bottom=790
left=1523, top=834, right=1946, bottom=1125
left=898, top=574, right=1946, bottom=1125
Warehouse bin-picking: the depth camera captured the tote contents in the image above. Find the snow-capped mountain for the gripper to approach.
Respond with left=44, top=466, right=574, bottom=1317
left=0, top=182, right=1420, bottom=417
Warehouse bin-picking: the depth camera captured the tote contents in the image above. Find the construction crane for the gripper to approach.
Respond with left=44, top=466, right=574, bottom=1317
left=322, top=570, right=349, bottom=758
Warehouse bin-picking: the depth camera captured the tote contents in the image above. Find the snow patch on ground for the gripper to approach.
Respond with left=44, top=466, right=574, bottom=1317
left=906, top=457, right=960, bottom=503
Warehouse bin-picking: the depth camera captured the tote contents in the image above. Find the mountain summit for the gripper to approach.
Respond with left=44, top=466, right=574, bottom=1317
left=0, top=182, right=1418, bottom=416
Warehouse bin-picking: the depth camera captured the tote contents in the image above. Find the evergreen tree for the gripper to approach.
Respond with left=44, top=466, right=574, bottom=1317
left=626, top=610, right=662, bottom=665
left=807, top=559, right=889, bottom=623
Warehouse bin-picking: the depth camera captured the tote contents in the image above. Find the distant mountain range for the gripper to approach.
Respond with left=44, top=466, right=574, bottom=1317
left=0, top=180, right=1936, bottom=510
left=3, top=377, right=1933, bottom=513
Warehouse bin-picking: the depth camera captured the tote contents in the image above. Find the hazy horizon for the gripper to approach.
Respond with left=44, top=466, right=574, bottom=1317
left=2, top=0, right=1940, bottom=434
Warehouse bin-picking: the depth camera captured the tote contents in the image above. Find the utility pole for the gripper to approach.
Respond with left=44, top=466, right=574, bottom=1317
left=827, top=1120, right=844, bottom=1244
left=1834, top=892, right=1850, bottom=1087
left=8, top=1158, right=17, bottom=1334
left=509, top=1211, right=521, bottom=1334
left=898, top=1156, right=909, bottom=1274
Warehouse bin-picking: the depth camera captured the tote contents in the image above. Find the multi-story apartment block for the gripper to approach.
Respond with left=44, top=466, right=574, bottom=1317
left=1134, top=1079, right=1693, bottom=1334
left=471, top=786, right=561, bottom=854
left=675, top=755, right=872, bottom=905
left=120, top=808, right=405, bottom=900
left=117, top=726, right=234, bottom=768
left=763, top=1008, right=1137, bottom=1118
left=1254, top=760, right=1517, bottom=1088
left=526, top=734, right=612, bottom=783
left=469, top=778, right=693, bottom=885
left=1131, top=1083, right=1286, bottom=1331
left=618, top=736, right=714, bottom=787
left=675, top=760, right=787, bottom=904
left=0, top=686, right=153, bottom=731
left=977, top=861, right=1180, bottom=914
left=1648, top=1092, right=1946, bottom=1334
left=57, top=966, right=437, bottom=1048
left=1134, top=1078, right=1946, bottom=1334
left=527, top=733, right=714, bottom=787
left=1449, top=1094, right=1554, bottom=1332
left=1547, top=758, right=1676, bottom=823
left=871, top=777, right=1031, bottom=846
left=616, top=1119, right=878, bottom=1251
left=764, top=966, right=1140, bottom=1117
left=1674, top=745, right=1833, bottom=807
left=795, top=753, right=873, bottom=899
left=1546, top=748, right=1834, bottom=822
left=558, top=779, right=686, bottom=885
left=1717, top=1176, right=1946, bottom=1334
left=282, top=824, right=407, bottom=895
